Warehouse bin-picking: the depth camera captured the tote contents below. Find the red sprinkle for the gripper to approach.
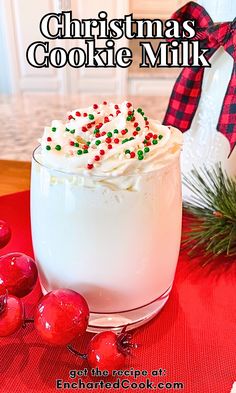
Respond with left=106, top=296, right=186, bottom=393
left=69, top=141, right=74, bottom=146
left=101, top=131, right=106, bottom=136
left=83, top=113, right=87, bottom=117
left=68, top=115, right=74, bottom=120
left=148, top=132, right=153, bottom=138
left=145, top=135, right=150, bottom=140
left=133, top=131, right=138, bottom=136
left=97, top=123, right=103, bottom=129
left=107, top=144, right=112, bottom=149
left=130, top=152, right=135, bottom=158
left=82, top=126, right=87, bottom=132
left=104, top=117, right=109, bottom=123
left=95, top=133, right=101, bottom=138
left=126, top=102, right=132, bottom=108
left=114, top=104, right=119, bottom=109
left=114, top=138, right=119, bottom=144
left=146, top=141, right=151, bottom=146
left=47, top=137, right=52, bottom=142
left=93, top=104, right=98, bottom=109
left=94, top=155, right=100, bottom=161
left=116, top=110, right=121, bottom=115
left=134, top=122, right=139, bottom=128
left=145, top=121, right=149, bottom=125
left=109, top=113, right=114, bottom=117
left=87, top=163, right=94, bottom=170
left=87, top=123, right=92, bottom=129
left=128, top=110, right=133, bottom=116
left=153, top=134, right=158, bottom=139
left=121, top=129, right=127, bottom=135
left=100, top=149, right=105, bottom=155
left=105, top=137, right=111, bottom=143
left=103, top=101, right=107, bottom=105
left=83, top=145, right=89, bottom=149
left=75, top=111, right=81, bottom=117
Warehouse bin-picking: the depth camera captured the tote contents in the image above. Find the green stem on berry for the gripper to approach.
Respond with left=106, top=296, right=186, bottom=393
left=67, top=344, right=87, bottom=359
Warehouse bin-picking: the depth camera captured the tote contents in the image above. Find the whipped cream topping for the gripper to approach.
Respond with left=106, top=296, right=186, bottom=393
left=38, top=101, right=183, bottom=176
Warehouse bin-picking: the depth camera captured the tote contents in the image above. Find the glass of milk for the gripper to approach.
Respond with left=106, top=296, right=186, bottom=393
left=31, top=102, right=182, bottom=331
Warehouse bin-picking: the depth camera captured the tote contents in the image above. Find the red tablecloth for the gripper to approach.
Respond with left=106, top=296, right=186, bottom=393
left=0, top=191, right=235, bottom=393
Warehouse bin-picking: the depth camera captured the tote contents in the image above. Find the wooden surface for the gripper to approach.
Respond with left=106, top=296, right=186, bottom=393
left=0, top=160, right=31, bottom=196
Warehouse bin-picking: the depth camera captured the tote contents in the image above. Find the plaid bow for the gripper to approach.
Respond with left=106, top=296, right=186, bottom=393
left=163, top=1, right=236, bottom=154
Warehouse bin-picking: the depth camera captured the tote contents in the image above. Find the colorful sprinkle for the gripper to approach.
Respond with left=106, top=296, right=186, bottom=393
left=51, top=127, right=57, bottom=132
left=88, top=114, right=94, bottom=120
left=55, top=145, right=61, bottom=151
left=46, top=145, right=51, bottom=150
left=77, top=149, right=82, bottom=155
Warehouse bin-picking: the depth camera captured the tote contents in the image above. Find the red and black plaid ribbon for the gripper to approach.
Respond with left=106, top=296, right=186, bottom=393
left=163, top=1, right=236, bottom=154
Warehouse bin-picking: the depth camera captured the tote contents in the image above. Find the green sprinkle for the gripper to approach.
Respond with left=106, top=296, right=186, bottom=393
left=107, top=132, right=112, bottom=138
left=95, top=140, right=101, bottom=146
left=125, top=149, right=130, bottom=154
left=138, top=155, right=143, bottom=160
left=136, top=127, right=141, bottom=131
left=70, top=129, right=75, bottom=134
left=137, top=150, right=143, bottom=156
left=159, top=135, right=163, bottom=140
left=51, top=127, right=57, bottom=132
left=126, top=116, right=131, bottom=121
left=144, top=117, right=147, bottom=121
left=141, top=111, right=144, bottom=116
left=65, top=128, right=70, bottom=132
left=152, top=139, right=158, bottom=145
left=83, top=149, right=88, bottom=154
left=77, top=149, right=82, bottom=155
left=143, top=139, right=147, bottom=144
left=74, top=142, right=79, bottom=147
left=125, top=128, right=128, bottom=132
left=137, top=108, right=142, bottom=113
left=88, top=114, right=94, bottom=120
left=46, top=145, right=51, bottom=150
left=114, top=129, right=119, bottom=134
left=122, top=139, right=128, bottom=144
left=55, top=145, right=61, bottom=151
left=94, top=129, right=99, bottom=134
left=129, top=137, right=134, bottom=141
left=144, top=147, right=150, bottom=153
left=87, top=141, right=91, bottom=146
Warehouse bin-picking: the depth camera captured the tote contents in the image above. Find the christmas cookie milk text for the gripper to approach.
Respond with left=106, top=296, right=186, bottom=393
left=26, top=11, right=210, bottom=68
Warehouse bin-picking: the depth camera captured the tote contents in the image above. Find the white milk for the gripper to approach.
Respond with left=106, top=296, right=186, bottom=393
left=31, top=153, right=182, bottom=329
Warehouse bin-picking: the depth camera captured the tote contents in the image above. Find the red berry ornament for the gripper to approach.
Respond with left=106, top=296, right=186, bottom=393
left=0, top=253, right=38, bottom=298
left=0, top=220, right=11, bottom=249
left=0, top=285, right=24, bottom=337
left=86, top=329, right=137, bottom=373
left=34, top=289, right=89, bottom=345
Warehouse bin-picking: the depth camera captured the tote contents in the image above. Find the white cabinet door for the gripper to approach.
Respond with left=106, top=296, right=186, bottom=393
left=2, top=0, right=66, bottom=94
left=69, top=0, right=128, bottom=95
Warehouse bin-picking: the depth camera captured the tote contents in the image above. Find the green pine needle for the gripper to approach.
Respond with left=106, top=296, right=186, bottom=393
left=182, top=164, right=236, bottom=261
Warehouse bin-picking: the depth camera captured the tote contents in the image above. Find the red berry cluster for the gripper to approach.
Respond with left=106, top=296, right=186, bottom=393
left=0, top=220, right=137, bottom=372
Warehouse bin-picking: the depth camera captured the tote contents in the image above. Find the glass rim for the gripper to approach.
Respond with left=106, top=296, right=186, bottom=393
left=32, top=145, right=180, bottom=179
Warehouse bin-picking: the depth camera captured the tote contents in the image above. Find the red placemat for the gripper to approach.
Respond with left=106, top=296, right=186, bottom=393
left=0, top=191, right=235, bottom=393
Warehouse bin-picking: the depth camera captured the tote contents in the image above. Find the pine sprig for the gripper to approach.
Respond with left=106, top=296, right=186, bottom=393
left=183, top=164, right=236, bottom=261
